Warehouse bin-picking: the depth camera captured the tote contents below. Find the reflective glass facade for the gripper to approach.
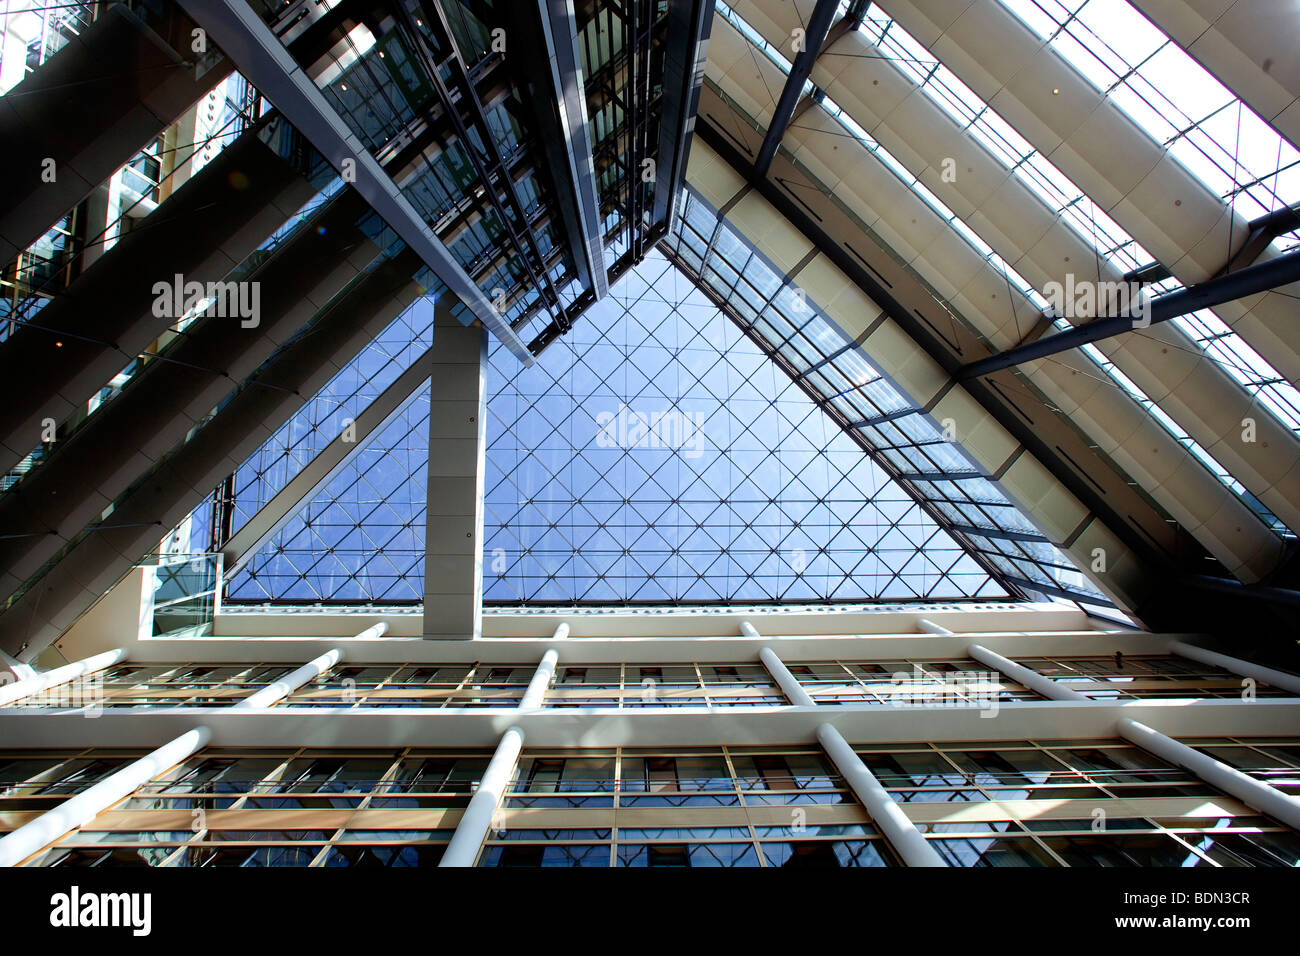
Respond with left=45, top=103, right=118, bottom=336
left=664, top=184, right=1101, bottom=604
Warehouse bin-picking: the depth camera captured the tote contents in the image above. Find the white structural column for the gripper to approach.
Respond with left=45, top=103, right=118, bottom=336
left=423, top=308, right=489, bottom=640
left=519, top=649, right=559, bottom=712
left=758, top=646, right=815, bottom=707
left=817, top=723, right=948, bottom=867
left=230, top=648, right=344, bottom=711
left=915, top=619, right=952, bottom=635
left=0, top=647, right=127, bottom=707
left=551, top=622, right=570, bottom=641
left=438, top=649, right=560, bottom=866
left=740, top=620, right=761, bottom=638
left=1118, top=718, right=1300, bottom=830
left=761, top=644, right=944, bottom=865
left=1168, top=640, right=1300, bottom=696
left=438, top=726, right=524, bottom=867
left=0, top=726, right=210, bottom=866
left=967, top=643, right=1089, bottom=702
left=972, top=642, right=1092, bottom=702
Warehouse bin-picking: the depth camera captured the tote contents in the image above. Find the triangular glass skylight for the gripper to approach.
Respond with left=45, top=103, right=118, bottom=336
left=217, top=250, right=1004, bottom=604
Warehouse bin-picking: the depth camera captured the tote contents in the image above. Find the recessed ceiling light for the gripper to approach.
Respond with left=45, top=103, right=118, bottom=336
left=1052, top=87, right=1060, bottom=95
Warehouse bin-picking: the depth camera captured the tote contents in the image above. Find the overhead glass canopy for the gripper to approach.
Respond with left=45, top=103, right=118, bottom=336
left=485, top=249, right=1002, bottom=604
left=715, top=0, right=1294, bottom=536
left=212, top=250, right=1006, bottom=605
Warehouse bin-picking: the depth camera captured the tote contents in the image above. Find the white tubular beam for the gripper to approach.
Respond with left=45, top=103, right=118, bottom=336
left=519, top=649, right=559, bottom=712
left=916, top=619, right=952, bottom=635
left=0, top=726, right=210, bottom=866
left=439, top=642, right=576, bottom=865
left=740, top=620, right=761, bottom=638
left=551, top=623, right=570, bottom=640
left=759, top=646, right=815, bottom=707
left=967, top=643, right=1089, bottom=702
left=230, top=649, right=343, bottom=711
left=439, top=725, right=524, bottom=867
left=1117, top=718, right=1300, bottom=830
left=817, top=722, right=947, bottom=867
left=353, top=622, right=389, bottom=641
left=0, top=647, right=126, bottom=707
left=1169, top=640, right=1300, bottom=696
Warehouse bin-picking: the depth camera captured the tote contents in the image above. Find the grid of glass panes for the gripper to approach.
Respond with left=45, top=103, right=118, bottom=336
left=859, top=738, right=1300, bottom=866
left=3, top=663, right=288, bottom=709
left=6, top=162, right=344, bottom=503
left=3, top=749, right=489, bottom=867
left=282, top=664, right=536, bottom=708
left=486, top=247, right=1000, bottom=603
left=665, top=184, right=1103, bottom=603
left=714, top=3, right=1290, bottom=534
left=835, top=2, right=1300, bottom=438
left=214, top=293, right=443, bottom=601
left=997, top=0, right=1300, bottom=229
left=577, top=1, right=670, bottom=259
left=1015, top=654, right=1299, bottom=700
left=545, top=663, right=786, bottom=707
left=786, top=659, right=1041, bottom=705
left=264, top=2, right=573, bottom=326
left=483, top=746, right=894, bottom=867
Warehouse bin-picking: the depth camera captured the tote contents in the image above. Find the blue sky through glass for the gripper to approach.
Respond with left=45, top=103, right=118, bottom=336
left=224, top=250, right=1002, bottom=604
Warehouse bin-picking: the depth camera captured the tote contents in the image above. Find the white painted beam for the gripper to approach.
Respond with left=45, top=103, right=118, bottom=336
left=229, top=648, right=344, bottom=710
left=817, top=722, right=947, bottom=866
left=438, top=726, right=524, bottom=867
left=1169, top=640, right=1300, bottom=696
left=758, top=646, right=815, bottom=707
left=1118, top=717, right=1300, bottom=830
left=967, top=642, right=1089, bottom=702
left=0, top=648, right=126, bottom=707
left=0, top=726, right=210, bottom=866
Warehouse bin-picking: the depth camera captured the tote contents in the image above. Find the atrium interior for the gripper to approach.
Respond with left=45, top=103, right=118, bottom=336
left=0, top=0, right=1298, bottom=870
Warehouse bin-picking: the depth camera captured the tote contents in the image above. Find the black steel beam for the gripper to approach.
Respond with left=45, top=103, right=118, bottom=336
left=0, top=3, right=234, bottom=264
left=1219, top=202, right=1300, bottom=276
left=0, top=117, right=322, bottom=479
left=752, top=0, right=839, bottom=179
left=958, top=245, right=1300, bottom=379
left=536, top=0, right=612, bottom=303
left=653, top=0, right=714, bottom=231
left=0, top=247, right=427, bottom=660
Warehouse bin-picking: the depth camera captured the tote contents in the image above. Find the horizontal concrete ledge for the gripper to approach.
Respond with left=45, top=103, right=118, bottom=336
left=123, top=630, right=1178, bottom=665
left=0, top=697, right=1294, bottom=749
left=211, top=603, right=1096, bottom=638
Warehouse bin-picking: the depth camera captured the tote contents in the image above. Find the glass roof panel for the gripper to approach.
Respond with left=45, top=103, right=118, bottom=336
left=218, top=250, right=1010, bottom=605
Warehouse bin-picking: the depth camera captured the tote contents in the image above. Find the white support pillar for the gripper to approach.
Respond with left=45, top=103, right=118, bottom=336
left=439, top=647, right=563, bottom=866
left=817, top=723, right=947, bottom=867
left=758, top=646, right=815, bottom=707
left=423, top=308, right=489, bottom=640
left=1169, top=640, right=1300, bottom=696
left=551, top=622, right=570, bottom=640
left=0, top=648, right=34, bottom=684
left=0, top=647, right=127, bottom=708
left=740, top=620, right=760, bottom=638
left=230, top=648, right=343, bottom=711
left=352, top=622, right=389, bottom=641
left=438, top=726, right=524, bottom=868
left=1118, top=718, right=1300, bottom=830
left=916, top=618, right=952, bottom=635
left=0, top=726, right=211, bottom=866
left=519, top=649, right=559, bottom=712
left=967, top=643, right=1089, bottom=702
